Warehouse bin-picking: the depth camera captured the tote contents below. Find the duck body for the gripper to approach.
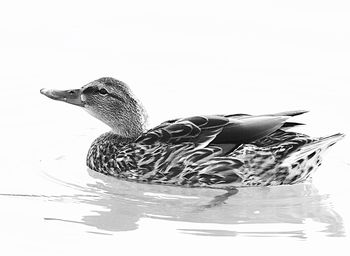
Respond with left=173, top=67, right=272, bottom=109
left=86, top=112, right=344, bottom=189
left=40, top=77, right=344, bottom=189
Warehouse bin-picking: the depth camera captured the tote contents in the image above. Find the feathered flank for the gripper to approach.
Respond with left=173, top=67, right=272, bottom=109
left=41, top=78, right=345, bottom=189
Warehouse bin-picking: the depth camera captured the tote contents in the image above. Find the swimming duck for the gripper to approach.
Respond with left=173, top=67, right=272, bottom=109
left=40, top=77, right=344, bottom=189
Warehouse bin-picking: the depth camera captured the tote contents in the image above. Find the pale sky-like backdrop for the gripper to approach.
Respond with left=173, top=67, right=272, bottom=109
left=0, top=1, right=349, bottom=255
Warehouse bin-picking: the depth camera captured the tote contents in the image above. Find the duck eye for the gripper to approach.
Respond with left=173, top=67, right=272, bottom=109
left=99, top=88, right=108, bottom=95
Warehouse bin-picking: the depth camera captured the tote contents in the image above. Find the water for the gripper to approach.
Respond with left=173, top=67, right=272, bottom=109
left=1, top=116, right=349, bottom=255
left=40, top=167, right=346, bottom=238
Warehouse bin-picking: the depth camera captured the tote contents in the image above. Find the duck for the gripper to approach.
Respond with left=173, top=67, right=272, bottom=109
left=40, top=77, right=344, bottom=189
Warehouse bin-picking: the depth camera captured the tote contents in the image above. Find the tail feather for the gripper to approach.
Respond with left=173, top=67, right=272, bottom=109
left=282, top=133, right=344, bottom=164
left=271, top=110, right=308, bottom=117
left=279, top=133, right=345, bottom=184
left=316, top=133, right=345, bottom=148
left=281, top=122, right=305, bottom=130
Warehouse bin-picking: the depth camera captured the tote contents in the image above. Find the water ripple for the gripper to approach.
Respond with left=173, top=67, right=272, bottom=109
left=39, top=160, right=345, bottom=238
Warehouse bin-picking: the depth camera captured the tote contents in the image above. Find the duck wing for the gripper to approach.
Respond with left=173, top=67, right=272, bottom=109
left=136, top=115, right=230, bottom=147
left=136, top=111, right=304, bottom=148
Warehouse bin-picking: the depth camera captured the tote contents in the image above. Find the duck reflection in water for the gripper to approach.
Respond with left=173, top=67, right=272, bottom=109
left=45, top=168, right=345, bottom=239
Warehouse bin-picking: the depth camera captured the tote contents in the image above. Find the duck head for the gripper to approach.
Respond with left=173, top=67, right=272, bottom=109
left=40, top=77, right=147, bottom=138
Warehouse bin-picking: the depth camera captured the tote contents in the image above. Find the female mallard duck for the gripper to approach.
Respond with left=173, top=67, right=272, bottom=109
left=41, top=77, right=344, bottom=189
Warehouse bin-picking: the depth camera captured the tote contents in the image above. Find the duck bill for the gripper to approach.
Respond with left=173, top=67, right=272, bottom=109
left=40, top=88, right=84, bottom=107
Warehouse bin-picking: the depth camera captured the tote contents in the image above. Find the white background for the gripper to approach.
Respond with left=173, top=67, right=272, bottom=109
left=0, top=0, right=349, bottom=255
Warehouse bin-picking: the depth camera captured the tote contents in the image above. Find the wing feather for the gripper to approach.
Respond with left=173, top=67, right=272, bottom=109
left=136, top=116, right=230, bottom=147
left=137, top=112, right=301, bottom=147
left=213, top=116, right=289, bottom=144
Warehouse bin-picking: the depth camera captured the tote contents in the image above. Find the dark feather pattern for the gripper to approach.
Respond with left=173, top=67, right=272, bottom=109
left=86, top=113, right=344, bottom=189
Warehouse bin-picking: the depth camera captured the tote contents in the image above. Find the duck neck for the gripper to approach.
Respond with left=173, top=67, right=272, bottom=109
left=110, top=119, right=143, bottom=139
